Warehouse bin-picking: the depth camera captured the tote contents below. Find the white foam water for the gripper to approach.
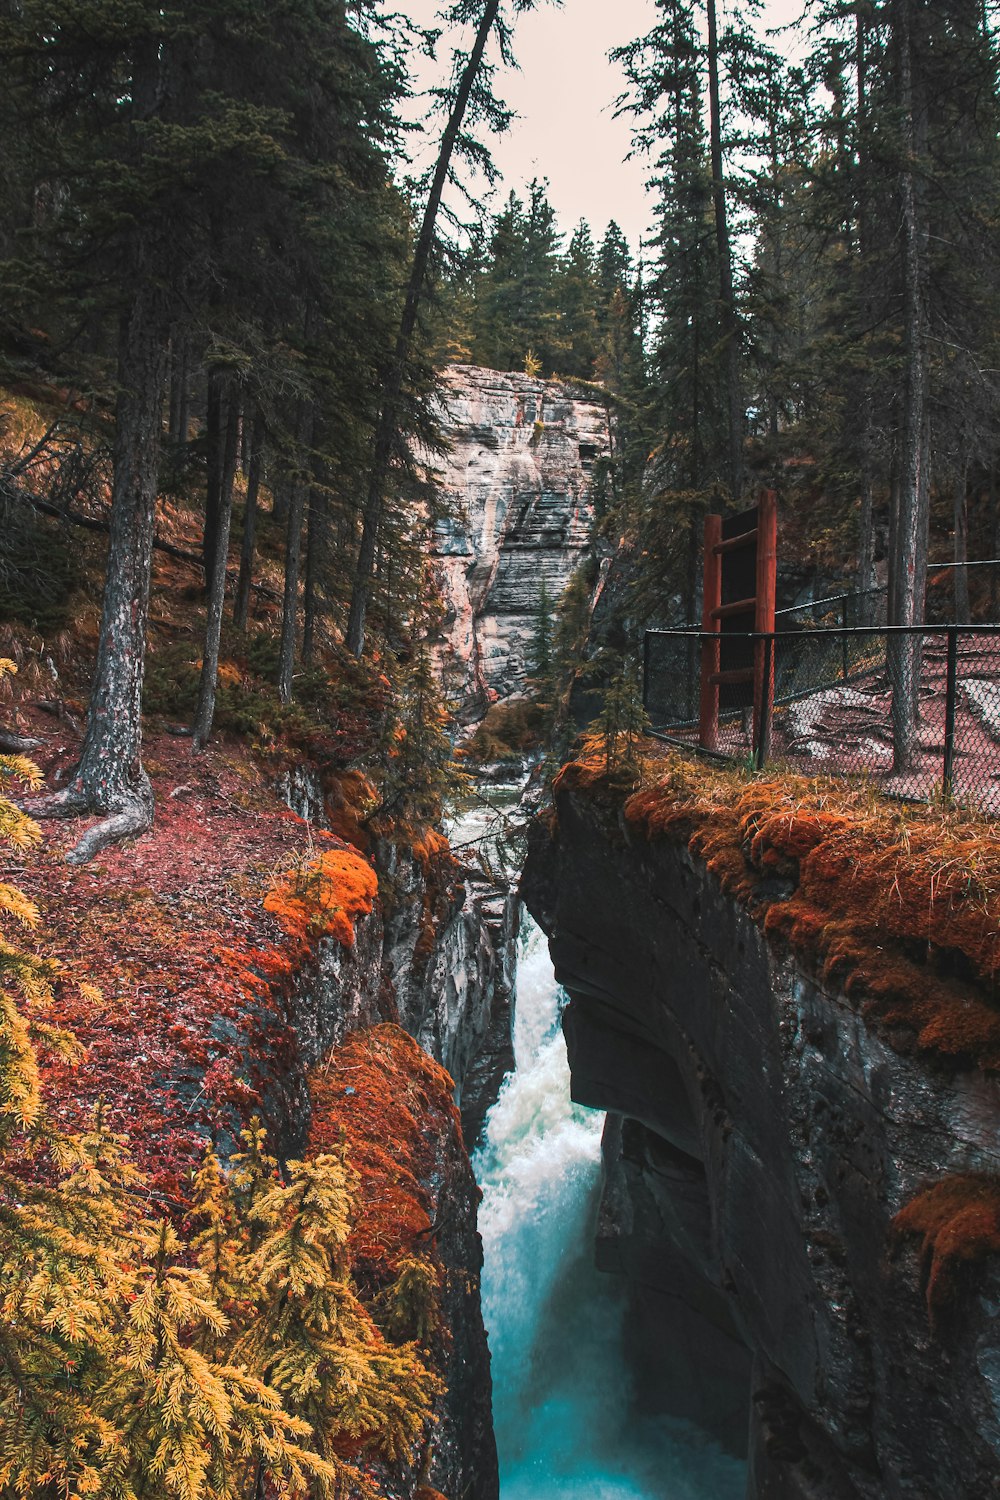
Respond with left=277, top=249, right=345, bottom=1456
left=474, top=917, right=745, bottom=1500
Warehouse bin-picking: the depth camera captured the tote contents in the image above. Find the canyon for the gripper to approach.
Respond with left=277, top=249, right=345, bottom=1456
left=13, top=362, right=998, bottom=1500
left=274, top=764, right=517, bottom=1500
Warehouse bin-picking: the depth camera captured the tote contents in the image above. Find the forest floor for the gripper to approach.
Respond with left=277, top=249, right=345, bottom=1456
left=9, top=698, right=347, bottom=1203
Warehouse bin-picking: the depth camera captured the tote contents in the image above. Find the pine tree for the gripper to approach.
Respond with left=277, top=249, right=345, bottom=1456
left=617, top=0, right=729, bottom=619
left=223, top=1133, right=439, bottom=1495
left=589, top=649, right=649, bottom=779
left=469, top=180, right=567, bottom=373
left=346, top=0, right=544, bottom=658
left=555, top=221, right=601, bottom=379
left=381, top=626, right=459, bottom=827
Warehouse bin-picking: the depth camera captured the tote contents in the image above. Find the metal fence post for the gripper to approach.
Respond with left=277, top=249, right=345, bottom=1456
left=699, top=516, right=723, bottom=750
left=841, top=597, right=849, bottom=680
left=943, top=626, right=958, bottom=802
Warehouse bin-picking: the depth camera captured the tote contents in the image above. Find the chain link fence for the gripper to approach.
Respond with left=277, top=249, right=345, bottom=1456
left=643, top=624, right=1000, bottom=815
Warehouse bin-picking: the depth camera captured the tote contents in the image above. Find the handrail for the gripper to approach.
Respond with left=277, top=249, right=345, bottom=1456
left=643, top=623, right=1000, bottom=639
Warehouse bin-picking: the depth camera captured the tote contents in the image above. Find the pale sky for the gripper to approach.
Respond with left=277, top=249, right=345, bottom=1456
left=403, top=0, right=811, bottom=256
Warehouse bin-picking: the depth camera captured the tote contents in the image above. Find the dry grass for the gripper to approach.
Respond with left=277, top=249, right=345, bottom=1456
left=893, top=1173, right=1000, bottom=1321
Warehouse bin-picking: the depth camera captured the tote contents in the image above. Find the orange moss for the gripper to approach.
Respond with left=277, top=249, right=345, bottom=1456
left=411, top=827, right=452, bottom=873
left=307, top=1023, right=461, bottom=1279
left=324, top=770, right=377, bottom=852
left=893, top=1173, right=1000, bottom=1320
left=264, top=847, right=378, bottom=948
left=552, top=737, right=610, bottom=796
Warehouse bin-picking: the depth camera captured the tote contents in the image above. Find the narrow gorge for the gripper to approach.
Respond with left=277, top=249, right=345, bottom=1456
left=7, top=365, right=999, bottom=1500
left=6, top=5, right=1000, bottom=1495
left=424, top=367, right=1000, bottom=1500
left=518, top=757, right=1000, bottom=1500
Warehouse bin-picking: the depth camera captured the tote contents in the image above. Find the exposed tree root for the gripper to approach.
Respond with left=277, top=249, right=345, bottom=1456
left=0, top=727, right=44, bottom=752
left=23, top=785, right=90, bottom=818
left=24, top=775, right=154, bottom=863
left=64, top=792, right=154, bottom=864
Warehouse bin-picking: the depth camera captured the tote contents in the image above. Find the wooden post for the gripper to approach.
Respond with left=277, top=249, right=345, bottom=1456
left=752, top=489, right=778, bottom=759
left=700, top=514, right=723, bottom=749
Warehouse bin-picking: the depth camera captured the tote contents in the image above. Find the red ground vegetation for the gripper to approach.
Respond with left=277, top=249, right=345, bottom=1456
left=893, top=1174, right=1000, bottom=1320
left=557, top=742, right=1000, bottom=1074
left=307, top=1023, right=462, bottom=1291
left=10, top=714, right=377, bottom=1207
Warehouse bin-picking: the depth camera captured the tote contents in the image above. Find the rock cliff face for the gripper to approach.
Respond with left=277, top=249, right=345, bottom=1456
left=429, top=364, right=609, bottom=719
left=522, top=787, right=1000, bottom=1500
left=276, top=762, right=517, bottom=1135
left=274, top=764, right=515, bottom=1500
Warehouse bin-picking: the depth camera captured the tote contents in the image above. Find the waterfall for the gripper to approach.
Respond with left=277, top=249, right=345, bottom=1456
left=474, top=917, right=745, bottom=1500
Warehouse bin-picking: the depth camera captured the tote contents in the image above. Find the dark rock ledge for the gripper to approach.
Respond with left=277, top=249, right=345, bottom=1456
left=522, top=785, right=1000, bottom=1500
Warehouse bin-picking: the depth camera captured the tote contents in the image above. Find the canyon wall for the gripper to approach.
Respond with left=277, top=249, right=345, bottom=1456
left=429, top=364, right=609, bottom=720
left=276, top=764, right=516, bottom=1500
left=522, top=785, right=1000, bottom=1500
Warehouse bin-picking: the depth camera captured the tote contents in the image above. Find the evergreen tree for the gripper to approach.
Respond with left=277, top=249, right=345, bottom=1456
left=617, top=0, right=730, bottom=619
left=469, top=179, right=567, bottom=373
left=0, top=658, right=437, bottom=1495
left=346, top=0, right=544, bottom=658
left=555, top=221, right=601, bottom=378
left=0, top=0, right=416, bottom=849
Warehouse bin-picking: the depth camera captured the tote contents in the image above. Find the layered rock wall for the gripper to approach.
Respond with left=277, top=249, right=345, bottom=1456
left=429, top=364, right=609, bottom=718
left=273, top=765, right=516, bottom=1500
left=523, top=787, right=1000, bottom=1500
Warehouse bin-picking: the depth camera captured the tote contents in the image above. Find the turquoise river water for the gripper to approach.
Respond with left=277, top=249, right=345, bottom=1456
left=473, top=917, right=745, bottom=1500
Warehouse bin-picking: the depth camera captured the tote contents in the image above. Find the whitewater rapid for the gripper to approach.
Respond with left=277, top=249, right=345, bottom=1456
left=473, top=917, right=745, bottom=1500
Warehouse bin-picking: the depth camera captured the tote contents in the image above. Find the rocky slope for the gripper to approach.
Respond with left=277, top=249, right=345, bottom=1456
left=522, top=777, right=1000, bottom=1500
left=429, top=364, right=609, bottom=719
left=277, top=761, right=517, bottom=1143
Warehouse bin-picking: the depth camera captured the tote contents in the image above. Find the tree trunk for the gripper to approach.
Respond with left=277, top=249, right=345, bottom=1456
left=887, top=0, right=930, bottom=774
left=858, top=471, right=877, bottom=622
left=272, top=476, right=290, bottom=526
left=953, top=464, right=970, bottom=624
left=168, top=329, right=184, bottom=446
left=706, top=0, right=742, bottom=504
left=855, top=7, right=879, bottom=627
left=277, top=409, right=314, bottom=704
left=234, top=410, right=264, bottom=631
left=203, top=370, right=225, bottom=590
left=345, top=0, right=504, bottom=657
left=175, top=340, right=191, bottom=459
left=191, top=399, right=240, bottom=750
left=44, top=283, right=168, bottom=861
left=303, top=481, right=325, bottom=668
